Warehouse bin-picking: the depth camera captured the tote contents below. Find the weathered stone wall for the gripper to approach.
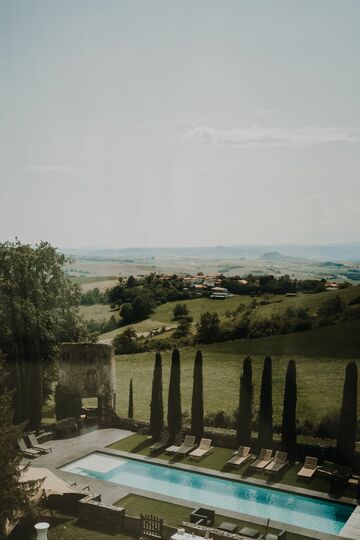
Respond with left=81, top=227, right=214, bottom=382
left=78, top=498, right=125, bottom=533
left=59, top=342, right=116, bottom=398
left=58, top=342, right=116, bottom=425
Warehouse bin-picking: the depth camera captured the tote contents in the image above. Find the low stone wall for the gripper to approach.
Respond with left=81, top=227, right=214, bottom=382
left=77, top=500, right=177, bottom=539
left=78, top=497, right=125, bottom=533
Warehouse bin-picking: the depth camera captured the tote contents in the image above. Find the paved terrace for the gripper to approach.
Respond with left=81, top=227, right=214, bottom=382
left=24, top=428, right=358, bottom=540
left=25, top=428, right=133, bottom=504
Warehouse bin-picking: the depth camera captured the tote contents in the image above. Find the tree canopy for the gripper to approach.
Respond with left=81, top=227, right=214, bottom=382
left=0, top=360, right=37, bottom=536
left=0, top=240, right=88, bottom=414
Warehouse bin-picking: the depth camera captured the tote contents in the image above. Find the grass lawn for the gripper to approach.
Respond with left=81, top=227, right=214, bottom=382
left=80, top=303, right=117, bottom=322
left=29, top=512, right=134, bottom=540
left=114, top=319, right=360, bottom=424
left=116, top=494, right=309, bottom=540
left=108, top=434, right=356, bottom=500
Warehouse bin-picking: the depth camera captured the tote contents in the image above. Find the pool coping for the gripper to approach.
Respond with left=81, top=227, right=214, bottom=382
left=60, top=447, right=358, bottom=540
left=99, top=447, right=358, bottom=508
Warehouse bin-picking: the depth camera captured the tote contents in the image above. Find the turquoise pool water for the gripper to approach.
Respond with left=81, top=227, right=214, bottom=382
left=61, top=452, right=354, bottom=535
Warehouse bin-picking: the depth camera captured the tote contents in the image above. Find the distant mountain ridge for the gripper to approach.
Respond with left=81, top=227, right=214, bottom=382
left=61, top=242, right=360, bottom=261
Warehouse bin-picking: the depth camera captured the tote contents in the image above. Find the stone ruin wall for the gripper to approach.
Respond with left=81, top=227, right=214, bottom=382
left=58, top=342, right=117, bottom=426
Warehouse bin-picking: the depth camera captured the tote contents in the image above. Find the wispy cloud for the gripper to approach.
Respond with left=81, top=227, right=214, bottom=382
left=184, top=125, right=360, bottom=147
left=23, top=165, right=76, bottom=172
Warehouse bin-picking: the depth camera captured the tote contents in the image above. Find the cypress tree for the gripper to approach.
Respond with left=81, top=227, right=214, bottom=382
left=167, top=348, right=182, bottom=438
left=337, top=362, right=358, bottom=467
left=128, top=378, right=134, bottom=418
left=237, top=356, right=253, bottom=446
left=191, top=350, right=204, bottom=441
left=27, top=342, right=43, bottom=431
left=281, top=360, right=297, bottom=460
left=150, top=353, right=164, bottom=440
left=258, top=356, right=273, bottom=449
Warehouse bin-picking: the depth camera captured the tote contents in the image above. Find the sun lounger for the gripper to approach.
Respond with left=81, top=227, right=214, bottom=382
left=175, top=435, right=197, bottom=456
left=318, top=461, right=351, bottom=482
left=18, top=438, right=41, bottom=458
left=318, top=460, right=336, bottom=477
left=227, top=446, right=251, bottom=468
left=28, top=433, right=52, bottom=454
left=333, top=465, right=352, bottom=482
left=189, top=438, right=213, bottom=460
left=348, top=475, right=360, bottom=490
left=297, top=456, right=318, bottom=481
left=250, top=448, right=273, bottom=471
left=265, top=451, right=288, bottom=475
left=150, top=431, right=170, bottom=454
left=165, top=433, right=183, bottom=454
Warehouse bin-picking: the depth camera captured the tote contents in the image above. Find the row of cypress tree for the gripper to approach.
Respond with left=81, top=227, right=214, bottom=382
left=235, top=356, right=297, bottom=459
left=148, top=350, right=358, bottom=466
left=150, top=349, right=205, bottom=442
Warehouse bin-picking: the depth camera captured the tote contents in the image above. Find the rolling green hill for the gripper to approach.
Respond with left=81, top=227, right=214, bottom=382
left=96, top=284, right=360, bottom=341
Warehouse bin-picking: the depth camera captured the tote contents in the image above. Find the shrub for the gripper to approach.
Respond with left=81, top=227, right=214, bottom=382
left=113, top=327, right=141, bottom=354
left=315, top=411, right=340, bottom=439
left=204, top=410, right=232, bottom=429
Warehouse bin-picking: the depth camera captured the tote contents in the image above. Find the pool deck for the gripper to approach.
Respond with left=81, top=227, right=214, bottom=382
left=340, top=506, right=360, bottom=539
left=24, top=428, right=358, bottom=540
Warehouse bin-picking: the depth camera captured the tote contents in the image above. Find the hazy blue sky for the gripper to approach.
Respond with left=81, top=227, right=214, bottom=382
left=1, top=0, right=359, bottom=248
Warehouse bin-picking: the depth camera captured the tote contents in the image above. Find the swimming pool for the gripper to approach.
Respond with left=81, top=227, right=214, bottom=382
left=61, top=452, right=354, bottom=535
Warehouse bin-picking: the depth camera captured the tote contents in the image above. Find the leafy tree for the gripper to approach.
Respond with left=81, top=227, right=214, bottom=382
left=337, top=362, right=358, bottom=467
left=0, top=240, right=88, bottom=422
left=113, top=327, right=139, bottom=354
left=11, top=344, right=23, bottom=424
left=120, top=294, right=154, bottom=324
left=150, top=353, right=164, bottom=440
left=191, top=351, right=204, bottom=441
left=173, top=304, right=189, bottom=320
left=258, top=356, right=273, bottom=449
left=126, top=275, right=137, bottom=288
left=128, top=378, right=134, bottom=418
left=0, top=360, right=37, bottom=536
left=27, top=342, right=43, bottom=431
left=236, top=356, right=253, bottom=446
left=167, top=349, right=182, bottom=438
left=120, top=303, right=134, bottom=324
left=196, top=312, right=220, bottom=344
left=281, top=360, right=297, bottom=460
left=173, top=317, right=192, bottom=338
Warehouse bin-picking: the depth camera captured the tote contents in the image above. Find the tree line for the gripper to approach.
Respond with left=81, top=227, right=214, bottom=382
left=145, top=350, right=358, bottom=466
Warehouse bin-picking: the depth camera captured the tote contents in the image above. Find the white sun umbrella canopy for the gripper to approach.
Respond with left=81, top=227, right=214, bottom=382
left=20, top=466, right=77, bottom=501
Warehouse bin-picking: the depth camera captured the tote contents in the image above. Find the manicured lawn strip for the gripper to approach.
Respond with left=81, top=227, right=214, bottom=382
left=108, top=434, right=355, bottom=499
left=116, top=494, right=309, bottom=540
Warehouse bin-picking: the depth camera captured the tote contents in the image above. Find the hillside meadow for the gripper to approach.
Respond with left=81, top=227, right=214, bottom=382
left=89, top=284, right=360, bottom=341
left=114, top=319, right=360, bottom=425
